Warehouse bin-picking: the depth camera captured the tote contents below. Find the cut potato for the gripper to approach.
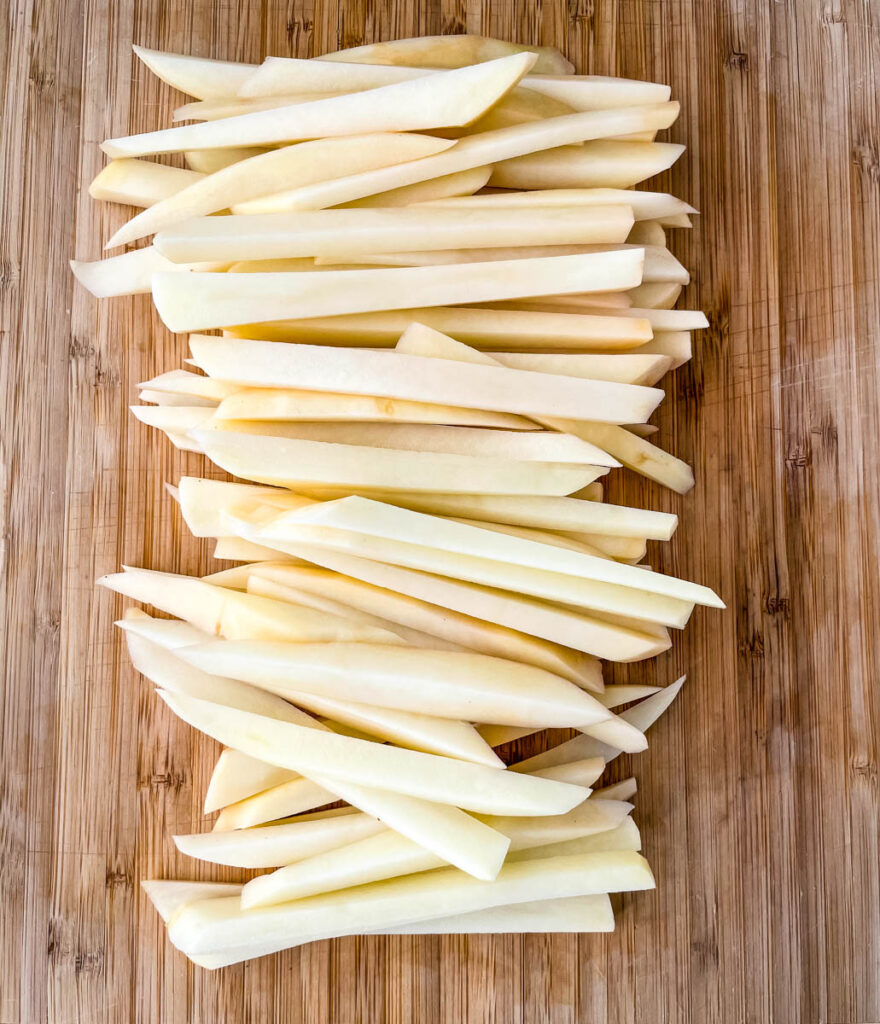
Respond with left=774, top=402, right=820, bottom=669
left=152, top=249, right=645, bottom=331
left=523, top=75, right=669, bottom=109
left=211, top=535, right=294, bottom=562
left=139, top=389, right=216, bottom=408
left=561, top=421, right=695, bottom=493
left=213, top=776, right=338, bottom=830
left=241, top=798, right=628, bottom=907
left=103, top=54, right=537, bottom=157
left=573, top=533, right=649, bottom=561
left=89, top=159, right=203, bottom=207
left=154, top=205, right=634, bottom=263
left=510, top=817, right=641, bottom=862
left=242, top=543, right=669, bottom=662
left=139, top=370, right=239, bottom=403
left=203, top=748, right=296, bottom=813
left=141, top=880, right=243, bottom=923
left=185, top=146, right=267, bottom=172
left=178, top=639, right=614, bottom=730
left=421, top=186, right=695, bottom=221
left=173, top=94, right=340, bottom=121
left=627, top=220, right=666, bottom=247
left=249, top=565, right=602, bottom=689
left=70, top=247, right=223, bottom=299
left=189, top=335, right=659, bottom=425
left=223, top=104, right=679, bottom=213
left=629, top=281, right=682, bottom=309
left=636, top=330, right=693, bottom=368
left=190, top=429, right=604, bottom=496
left=337, top=166, right=492, bottom=208
left=100, top=566, right=404, bottom=643
left=279, top=497, right=721, bottom=608
left=489, top=352, right=672, bottom=386
left=132, top=45, right=257, bottom=99
left=384, top=893, right=614, bottom=935
left=160, top=690, right=589, bottom=816
left=167, top=851, right=654, bottom=965
left=491, top=140, right=684, bottom=189
left=108, top=134, right=453, bottom=248
left=212, top=388, right=536, bottom=430
left=320, top=36, right=574, bottom=75
left=598, top=305, right=709, bottom=330
left=176, top=477, right=312, bottom=537
left=594, top=778, right=638, bottom=801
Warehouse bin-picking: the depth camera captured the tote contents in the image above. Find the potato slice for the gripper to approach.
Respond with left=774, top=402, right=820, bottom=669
left=89, top=158, right=203, bottom=207
left=203, top=748, right=296, bottom=812
left=221, top=305, right=653, bottom=349
left=491, top=352, right=672, bottom=386
left=139, top=369, right=239, bottom=402
left=564, top=421, right=695, bottom=493
left=100, top=567, right=403, bottom=643
left=241, top=798, right=630, bottom=907
left=318, top=35, right=573, bottom=75
left=213, top=776, right=338, bottom=830
left=212, top=388, right=536, bottom=430
left=103, top=54, right=536, bottom=157
left=178, top=639, right=613, bottom=730
left=522, top=74, right=669, bottom=109
left=142, top=881, right=243, bottom=923
left=420, top=186, right=695, bottom=220
left=338, top=166, right=491, bottom=208
left=225, top=104, right=679, bottom=213
left=629, top=281, right=682, bottom=309
left=212, top=536, right=297, bottom=562
left=184, top=146, right=267, bottom=171
left=167, top=851, right=653, bottom=965
left=490, top=140, right=684, bottom=189
left=133, top=45, right=257, bottom=99
left=160, top=690, right=589, bottom=816
left=154, top=205, right=634, bottom=263
left=176, top=477, right=312, bottom=537
left=594, top=778, right=638, bottom=801
left=636, top=330, right=693, bottom=367
left=173, top=93, right=339, bottom=121
left=189, top=335, right=659, bottom=425
left=153, top=249, right=645, bottom=331
left=510, top=817, right=640, bottom=861
left=192, top=429, right=603, bottom=496
left=247, top=564, right=602, bottom=690
left=70, top=247, right=222, bottom=299
left=108, top=134, right=453, bottom=248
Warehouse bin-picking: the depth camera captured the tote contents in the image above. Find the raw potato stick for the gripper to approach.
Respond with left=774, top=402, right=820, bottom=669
left=338, top=166, right=492, bottom=207
left=152, top=249, right=646, bottom=331
left=472, top=351, right=672, bottom=386
left=102, top=54, right=537, bottom=157
left=159, top=690, right=590, bottom=816
left=89, top=158, right=203, bottom=207
left=203, top=748, right=295, bottom=812
left=133, top=45, right=257, bottom=99
left=153, top=205, right=635, bottom=263
left=70, top=247, right=223, bottom=299
left=108, top=133, right=454, bottom=247
left=188, top=335, right=660, bottom=426
left=175, top=477, right=312, bottom=537
left=421, top=187, right=695, bottom=221
left=490, top=140, right=684, bottom=189
left=167, top=851, right=654, bottom=965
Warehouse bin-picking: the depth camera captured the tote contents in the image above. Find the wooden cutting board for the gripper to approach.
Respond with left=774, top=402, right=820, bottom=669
left=2, top=1, right=878, bottom=1021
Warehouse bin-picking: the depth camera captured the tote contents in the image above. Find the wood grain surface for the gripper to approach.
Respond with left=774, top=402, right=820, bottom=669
left=2, top=1, right=879, bottom=1021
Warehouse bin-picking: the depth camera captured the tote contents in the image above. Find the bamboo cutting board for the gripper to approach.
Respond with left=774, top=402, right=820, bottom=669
left=1, top=1, right=879, bottom=1021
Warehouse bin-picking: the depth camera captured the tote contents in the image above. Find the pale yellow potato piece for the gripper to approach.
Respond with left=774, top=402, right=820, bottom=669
left=155, top=205, right=634, bottom=264
left=99, top=566, right=402, bottom=643
left=319, top=35, right=574, bottom=75
left=213, top=388, right=536, bottom=430
left=225, top=104, right=680, bottom=214
left=383, top=894, right=614, bottom=935
left=510, top=817, right=641, bottom=862
left=108, top=134, right=453, bottom=248
left=191, top=428, right=602, bottom=496
left=133, top=45, right=257, bottom=99
left=594, top=777, right=638, bottom=801
left=212, top=536, right=300, bottom=562
left=491, top=351, right=672, bottom=386
left=70, top=247, right=221, bottom=299
left=247, top=564, right=602, bottom=690
left=176, top=477, right=312, bottom=537
left=516, top=676, right=686, bottom=770
left=142, top=881, right=243, bottom=923
left=592, top=305, right=708, bottom=330
left=139, top=369, right=239, bottom=402
left=167, top=851, right=653, bottom=965
left=184, top=146, right=267, bottom=171
left=660, top=212, right=693, bottom=228
left=490, top=140, right=684, bottom=189
left=213, top=776, right=338, bottom=830
left=153, top=248, right=645, bottom=331
left=139, top=389, right=216, bottom=408
left=103, top=54, right=536, bottom=157
left=563, top=421, right=695, bottom=493
left=571, top=533, right=649, bottom=561
left=178, top=639, right=612, bottom=730
left=173, top=93, right=340, bottom=121
left=131, top=404, right=214, bottom=432
left=242, top=798, right=629, bottom=907
left=89, top=158, right=203, bottom=207
left=160, top=689, right=589, bottom=817
left=220, top=304, right=653, bottom=349
left=523, top=74, right=670, bottom=109
left=203, top=748, right=296, bottom=813
left=420, top=186, right=695, bottom=220
left=629, top=281, right=682, bottom=308
left=337, top=166, right=491, bottom=208
left=285, top=495, right=717, bottom=608
left=628, top=219, right=667, bottom=246
left=636, top=330, right=693, bottom=367
left=189, top=334, right=659, bottom=425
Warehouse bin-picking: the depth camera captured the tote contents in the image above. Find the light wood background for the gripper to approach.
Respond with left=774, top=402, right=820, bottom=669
left=2, top=0, right=879, bottom=1021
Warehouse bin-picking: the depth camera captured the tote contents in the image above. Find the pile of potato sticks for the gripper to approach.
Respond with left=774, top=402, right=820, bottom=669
left=72, top=34, right=722, bottom=969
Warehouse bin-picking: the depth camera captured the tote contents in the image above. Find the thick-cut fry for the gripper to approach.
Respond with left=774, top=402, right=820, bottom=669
left=191, top=429, right=602, bottom=496
left=167, top=851, right=653, bottom=965
left=133, top=45, right=257, bottom=99
left=490, top=140, right=684, bottom=189
left=595, top=778, right=638, bottom=801
left=212, top=389, right=536, bottom=430
left=100, top=567, right=403, bottom=643
left=563, top=421, right=695, bottom=493
left=103, top=55, right=536, bottom=158
left=152, top=249, right=645, bottom=331
left=70, top=247, right=222, bottom=299
left=246, top=564, right=602, bottom=689
left=89, top=159, right=203, bottom=207
left=636, top=330, right=693, bottom=367
left=241, top=798, right=630, bottom=907
left=160, top=690, right=590, bottom=816
left=107, top=134, right=454, bottom=247
left=319, top=35, right=573, bottom=75
left=203, top=748, right=296, bottom=812
left=224, top=104, right=679, bottom=213
left=189, top=335, right=659, bottom=425
left=178, top=639, right=614, bottom=730
left=421, top=187, right=695, bottom=221
left=629, top=281, right=682, bottom=308
left=155, top=205, right=635, bottom=263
